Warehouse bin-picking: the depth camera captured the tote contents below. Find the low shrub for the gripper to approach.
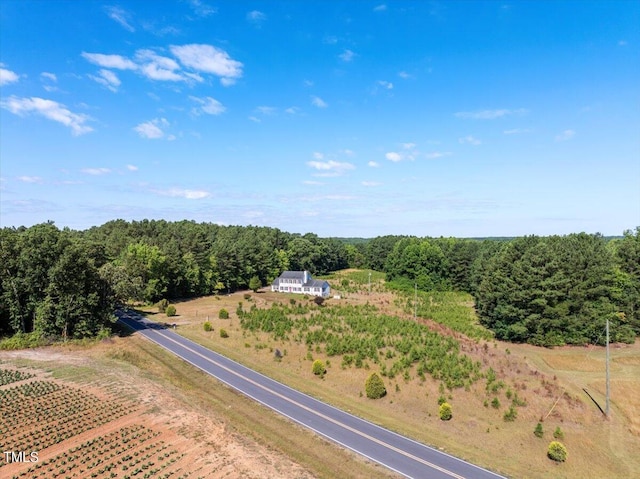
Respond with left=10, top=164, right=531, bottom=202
left=165, top=305, right=176, bottom=317
left=219, top=328, right=229, bottom=338
left=439, top=402, right=452, bottom=421
left=203, top=321, right=213, bottom=332
left=553, top=426, right=564, bottom=440
left=365, top=372, right=386, bottom=399
left=503, top=406, right=518, bottom=422
left=534, top=422, right=544, bottom=438
left=312, top=359, right=326, bottom=376
left=547, top=441, right=567, bottom=462
left=157, top=299, right=169, bottom=313
left=219, top=309, right=229, bottom=319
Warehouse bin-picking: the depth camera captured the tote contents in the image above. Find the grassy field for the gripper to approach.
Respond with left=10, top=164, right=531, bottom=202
left=151, top=270, right=639, bottom=479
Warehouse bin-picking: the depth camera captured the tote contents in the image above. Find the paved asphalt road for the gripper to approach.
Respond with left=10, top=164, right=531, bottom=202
left=117, top=309, right=507, bottom=479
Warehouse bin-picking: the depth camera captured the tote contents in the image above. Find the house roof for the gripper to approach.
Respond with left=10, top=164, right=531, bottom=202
left=272, top=271, right=329, bottom=288
left=279, top=271, right=307, bottom=280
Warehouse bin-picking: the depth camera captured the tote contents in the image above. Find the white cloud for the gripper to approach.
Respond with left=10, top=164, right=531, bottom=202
left=135, top=50, right=179, bottom=70
left=339, top=49, right=356, bottom=62
left=1, top=96, right=93, bottom=135
left=81, top=168, right=111, bottom=175
left=133, top=118, right=169, bottom=139
left=285, top=106, right=300, bottom=114
left=256, top=106, right=277, bottom=115
left=424, top=151, right=452, bottom=159
left=618, top=40, right=628, bottom=46
left=362, top=181, right=381, bottom=187
left=386, top=142, right=418, bottom=162
left=190, top=96, right=226, bottom=115
left=303, top=180, right=323, bottom=185
left=307, top=159, right=355, bottom=176
left=503, top=128, right=531, bottom=135
left=377, top=80, right=393, bottom=89
left=154, top=187, right=211, bottom=199
left=398, top=71, right=412, bottom=79
left=373, top=4, right=387, bottom=12
left=458, top=135, right=482, bottom=145
left=105, top=6, right=135, bottom=32
left=0, top=66, right=19, bottom=86
left=247, top=10, right=266, bottom=24
left=126, top=164, right=138, bottom=171
left=342, top=149, right=355, bottom=157
left=248, top=116, right=261, bottom=123
left=170, top=44, right=243, bottom=84
left=82, top=52, right=137, bottom=70
left=188, top=0, right=216, bottom=17
left=17, top=176, right=43, bottom=183
left=385, top=152, right=402, bottom=162
left=40, top=72, right=57, bottom=82
left=311, top=95, right=328, bottom=108
left=313, top=152, right=324, bottom=160
left=89, top=69, right=121, bottom=92
left=555, top=129, right=576, bottom=142
left=455, top=108, right=528, bottom=120
left=368, top=161, right=380, bottom=167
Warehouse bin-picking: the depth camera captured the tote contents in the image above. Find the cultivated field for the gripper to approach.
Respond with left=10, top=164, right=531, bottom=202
left=2, top=269, right=638, bottom=479
left=0, top=339, right=395, bottom=479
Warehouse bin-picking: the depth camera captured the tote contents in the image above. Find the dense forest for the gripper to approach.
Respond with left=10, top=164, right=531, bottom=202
left=1, top=220, right=638, bottom=347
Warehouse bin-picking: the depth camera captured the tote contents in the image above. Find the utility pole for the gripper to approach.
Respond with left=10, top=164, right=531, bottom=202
left=606, top=317, right=610, bottom=417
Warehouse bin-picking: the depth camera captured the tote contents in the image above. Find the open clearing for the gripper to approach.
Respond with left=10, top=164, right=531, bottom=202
left=2, top=270, right=638, bottom=479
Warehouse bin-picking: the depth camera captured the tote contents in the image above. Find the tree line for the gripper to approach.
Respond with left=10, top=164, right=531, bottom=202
left=1, top=220, right=638, bottom=346
left=371, top=229, right=639, bottom=346
left=0, top=220, right=350, bottom=339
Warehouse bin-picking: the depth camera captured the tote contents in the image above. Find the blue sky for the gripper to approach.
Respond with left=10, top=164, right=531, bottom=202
left=1, top=1, right=638, bottom=237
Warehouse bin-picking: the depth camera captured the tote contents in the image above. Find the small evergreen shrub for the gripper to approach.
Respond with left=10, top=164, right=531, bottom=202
left=219, top=328, right=229, bottom=338
left=314, top=296, right=325, bottom=306
left=503, top=406, right=518, bottom=422
left=203, top=321, right=213, bottom=332
left=534, top=422, right=544, bottom=438
left=439, top=402, right=453, bottom=421
left=547, top=441, right=568, bottom=462
left=312, top=360, right=326, bottom=376
left=165, top=305, right=176, bottom=317
left=437, top=395, right=447, bottom=405
left=553, top=426, right=564, bottom=439
left=365, top=373, right=387, bottom=399
left=219, top=309, right=229, bottom=319
left=157, top=299, right=169, bottom=313
left=491, top=397, right=501, bottom=409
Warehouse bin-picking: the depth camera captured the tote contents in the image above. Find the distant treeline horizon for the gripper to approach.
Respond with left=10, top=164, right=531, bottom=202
left=1, top=220, right=638, bottom=348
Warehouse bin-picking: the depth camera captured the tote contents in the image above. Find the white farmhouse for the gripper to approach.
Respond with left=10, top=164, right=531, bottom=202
left=271, top=270, right=330, bottom=298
